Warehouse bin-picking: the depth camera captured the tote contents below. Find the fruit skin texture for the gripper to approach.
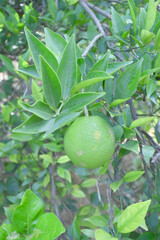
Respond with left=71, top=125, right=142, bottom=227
left=64, top=116, right=115, bottom=169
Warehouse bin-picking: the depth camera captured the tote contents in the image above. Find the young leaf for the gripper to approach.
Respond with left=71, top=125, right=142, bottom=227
left=58, top=35, right=77, bottom=99
left=43, top=112, right=81, bottom=138
left=12, top=115, right=55, bottom=134
left=145, top=0, right=157, bottom=31
left=122, top=171, right=144, bottom=182
left=111, top=7, right=125, bottom=35
left=35, top=213, right=65, bottom=239
left=40, top=55, right=61, bottom=109
left=95, top=229, right=118, bottom=240
left=127, top=0, right=137, bottom=34
left=130, top=117, right=155, bottom=128
left=71, top=71, right=113, bottom=94
left=62, top=92, right=105, bottom=113
left=81, top=178, right=97, bottom=188
left=24, top=27, right=58, bottom=75
left=117, top=200, right=151, bottom=233
left=109, top=98, right=130, bottom=109
left=19, top=101, right=53, bottom=120
left=141, top=29, right=155, bottom=45
left=44, top=28, right=67, bottom=63
left=71, top=189, right=86, bottom=198
left=110, top=180, right=123, bottom=192
left=12, top=189, right=44, bottom=233
left=115, top=59, right=143, bottom=99
left=18, top=66, right=40, bottom=79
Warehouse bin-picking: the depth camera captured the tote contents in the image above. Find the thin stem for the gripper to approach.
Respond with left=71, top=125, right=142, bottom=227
left=49, top=164, right=62, bottom=222
left=96, top=179, right=104, bottom=207
left=86, top=2, right=111, bottom=19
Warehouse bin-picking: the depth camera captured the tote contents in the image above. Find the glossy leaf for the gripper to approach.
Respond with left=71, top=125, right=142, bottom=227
left=45, top=28, right=66, bottom=63
left=119, top=140, right=139, bottom=154
left=12, top=189, right=44, bottom=233
left=130, top=117, right=155, bottom=128
left=32, top=80, right=44, bottom=102
left=110, top=180, right=123, bottom=192
left=111, top=7, right=125, bottom=35
left=145, top=0, right=157, bottom=30
left=18, top=66, right=40, bottom=79
left=12, top=115, right=55, bottom=134
left=71, top=71, right=113, bottom=94
left=122, top=171, right=144, bottom=182
left=117, top=200, right=151, bottom=233
left=20, top=101, right=53, bottom=120
left=115, top=60, right=142, bottom=99
left=43, top=112, right=81, bottom=138
left=40, top=56, right=61, bottom=109
left=62, top=92, right=105, bottom=113
left=81, top=178, right=97, bottom=188
left=141, top=29, right=155, bottom=45
left=24, top=27, right=58, bottom=74
left=85, top=215, right=107, bottom=227
left=95, top=229, right=118, bottom=240
left=58, top=35, right=77, bottom=99
left=106, top=61, right=132, bottom=74
left=35, top=212, right=65, bottom=239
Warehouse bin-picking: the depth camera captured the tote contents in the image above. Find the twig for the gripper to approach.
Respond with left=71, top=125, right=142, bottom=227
left=86, top=2, right=111, bottom=19
left=82, top=32, right=104, bottom=58
left=49, top=164, right=62, bottom=222
left=96, top=179, right=104, bottom=207
left=55, top=0, right=58, bottom=8
left=151, top=152, right=160, bottom=163
left=79, top=0, right=105, bottom=35
left=140, top=128, right=160, bottom=151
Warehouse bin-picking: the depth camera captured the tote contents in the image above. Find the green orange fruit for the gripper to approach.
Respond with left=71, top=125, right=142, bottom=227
left=64, top=115, right=115, bottom=169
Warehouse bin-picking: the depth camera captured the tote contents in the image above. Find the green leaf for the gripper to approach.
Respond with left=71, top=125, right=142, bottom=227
left=85, top=215, right=107, bottom=227
left=109, top=98, right=130, bottom=109
left=67, top=0, right=79, bottom=5
left=127, top=0, right=137, bottom=34
left=122, top=171, right=144, bottom=183
left=62, top=92, right=105, bottom=113
left=43, top=112, right=81, bottom=138
left=146, top=78, right=156, bottom=99
left=35, top=212, right=65, bottom=239
left=142, top=145, right=155, bottom=164
left=130, top=117, right=155, bottom=128
left=10, top=133, right=33, bottom=142
left=58, top=35, right=77, bottom=99
left=0, top=54, right=15, bottom=74
left=57, top=155, right=70, bottom=164
left=155, top=28, right=160, bottom=51
left=95, top=229, right=118, bottom=240
left=57, top=167, right=71, bottom=183
left=106, top=61, right=132, bottom=74
left=117, top=200, right=151, bottom=233
left=111, top=7, right=125, bottom=35
left=118, top=140, right=139, bottom=154
left=18, top=66, right=40, bottom=79
left=40, top=56, right=61, bottom=109
left=81, top=229, right=95, bottom=238
left=145, top=0, right=157, bottom=30
left=44, top=28, right=67, bottom=63
left=90, top=51, right=111, bottom=72
left=12, top=115, right=55, bottom=134
left=71, top=71, right=113, bottom=94
left=19, top=101, right=53, bottom=120
left=24, top=27, right=58, bottom=75
left=46, top=0, right=57, bottom=21
left=81, top=178, right=97, bottom=188
left=12, top=189, right=44, bottom=233
left=110, top=180, right=123, bottom=192
left=31, top=80, right=43, bottom=102
left=71, top=189, right=86, bottom=198
left=141, top=29, right=155, bottom=45
left=115, top=60, right=143, bottom=99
